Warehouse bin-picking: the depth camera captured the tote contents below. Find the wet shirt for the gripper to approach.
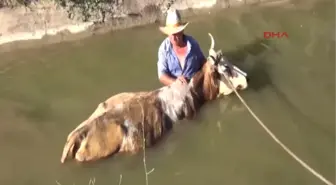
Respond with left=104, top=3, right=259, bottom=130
left=157, top=35, right=206, bottom=81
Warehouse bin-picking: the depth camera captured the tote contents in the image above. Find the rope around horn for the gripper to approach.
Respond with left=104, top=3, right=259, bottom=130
left=222, top=73, right=334, bottom=185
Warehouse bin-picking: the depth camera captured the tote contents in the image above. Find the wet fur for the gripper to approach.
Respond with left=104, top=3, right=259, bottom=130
left=60, top=34, right=242, bottom=164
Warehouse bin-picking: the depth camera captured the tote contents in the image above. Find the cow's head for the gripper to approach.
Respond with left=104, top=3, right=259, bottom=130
left=206, top=33, right=248, bottom=97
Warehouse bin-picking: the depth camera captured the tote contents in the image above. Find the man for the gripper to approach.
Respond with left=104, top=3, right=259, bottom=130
left=157, top=8, right=206, bottom=86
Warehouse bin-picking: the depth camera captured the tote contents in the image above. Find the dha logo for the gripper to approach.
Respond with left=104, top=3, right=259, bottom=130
left=263, top=32, right=289, bottom=39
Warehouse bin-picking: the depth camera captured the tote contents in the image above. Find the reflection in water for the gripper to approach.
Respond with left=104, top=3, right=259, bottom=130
left=0, top=0, right=334, bottom=185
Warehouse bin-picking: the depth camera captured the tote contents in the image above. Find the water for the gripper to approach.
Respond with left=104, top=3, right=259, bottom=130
left=0, top=0, right=334, bottom=184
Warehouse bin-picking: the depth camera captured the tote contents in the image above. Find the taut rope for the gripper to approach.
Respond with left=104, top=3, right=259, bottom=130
left=223, top=73, right=334, bottom=185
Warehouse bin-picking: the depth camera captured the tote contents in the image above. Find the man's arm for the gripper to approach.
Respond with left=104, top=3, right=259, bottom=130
left=157, top=48, right=176, bottom=86
left=159, top=73, right=176, bottom=86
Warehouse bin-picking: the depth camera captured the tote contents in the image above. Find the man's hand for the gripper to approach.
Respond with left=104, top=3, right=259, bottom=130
left=176, top=76, right=188, bottom=85
left=159, top=74, right=176, bottom=86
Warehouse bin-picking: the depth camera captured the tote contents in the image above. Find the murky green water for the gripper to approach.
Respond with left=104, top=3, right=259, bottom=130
left=0, top=0, right=334, bottom=185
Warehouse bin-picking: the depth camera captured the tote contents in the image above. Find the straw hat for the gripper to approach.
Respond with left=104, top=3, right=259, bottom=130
left=159, top=8, right=189, bottom=35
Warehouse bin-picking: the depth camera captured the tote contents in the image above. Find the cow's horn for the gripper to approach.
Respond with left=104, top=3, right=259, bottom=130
left=208, top=33, right=215, bottom=50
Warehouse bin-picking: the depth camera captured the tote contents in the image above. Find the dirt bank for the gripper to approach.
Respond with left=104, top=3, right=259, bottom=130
left=0, top=0, right=288, bottom=51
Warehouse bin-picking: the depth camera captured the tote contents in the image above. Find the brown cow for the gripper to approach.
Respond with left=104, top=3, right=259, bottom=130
left=60, top=33, right=248, bottom=163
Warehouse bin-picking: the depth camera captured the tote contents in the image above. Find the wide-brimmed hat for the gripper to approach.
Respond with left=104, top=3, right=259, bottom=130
left=159, top=8, right=189, bottom=35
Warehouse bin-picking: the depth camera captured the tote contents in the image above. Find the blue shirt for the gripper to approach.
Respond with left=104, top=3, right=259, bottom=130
left=157, top=35, right=206, bottom=81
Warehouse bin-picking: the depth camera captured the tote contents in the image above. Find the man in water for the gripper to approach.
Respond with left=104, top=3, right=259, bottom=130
left=157, top=8, right=206, bottom=86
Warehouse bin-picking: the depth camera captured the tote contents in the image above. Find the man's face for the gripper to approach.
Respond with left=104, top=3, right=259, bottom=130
left=169, top=31, right=184, bottom=46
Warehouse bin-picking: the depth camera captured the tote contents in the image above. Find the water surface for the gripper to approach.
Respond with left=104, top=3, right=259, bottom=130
left=0, top=0, right=334, bottom=185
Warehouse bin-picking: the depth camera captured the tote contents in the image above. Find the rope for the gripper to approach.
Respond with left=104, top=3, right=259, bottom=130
left=137, top=98, right=155, bottom=185
left=223, top=73, right=334, bottom=185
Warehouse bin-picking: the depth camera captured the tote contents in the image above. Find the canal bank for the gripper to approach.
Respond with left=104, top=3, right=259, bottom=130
left=0, top=0, right=291, bottom=51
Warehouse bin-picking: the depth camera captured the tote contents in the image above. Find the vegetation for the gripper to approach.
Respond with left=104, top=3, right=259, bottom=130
left=0, top=0, right=175, bottom=22
left=0, top=0, right=125, bottom=22
left=57, top=0, right=119, bottom=22
left=0, top=0, right=30, bottom=8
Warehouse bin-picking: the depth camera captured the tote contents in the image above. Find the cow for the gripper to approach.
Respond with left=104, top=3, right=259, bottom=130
left=60, top=33, right=248, bottom=163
